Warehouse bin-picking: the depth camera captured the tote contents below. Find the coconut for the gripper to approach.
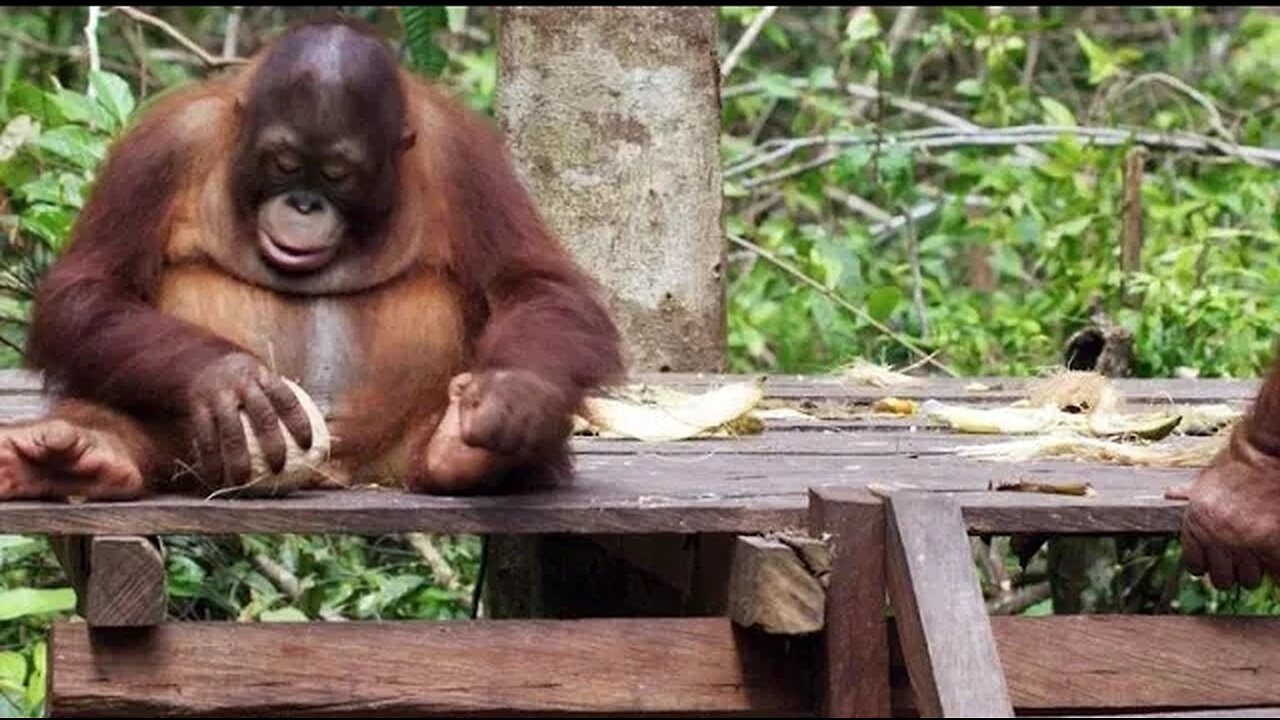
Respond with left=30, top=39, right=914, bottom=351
left=207, top=378, right=333, bottom=500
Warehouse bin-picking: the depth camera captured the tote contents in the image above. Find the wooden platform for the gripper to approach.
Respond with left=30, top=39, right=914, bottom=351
left=0, top=371, right=1243, bottom=536
left=6, top=370, right=1267, bottom=718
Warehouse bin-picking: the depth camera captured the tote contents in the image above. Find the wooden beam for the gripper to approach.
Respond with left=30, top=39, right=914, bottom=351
left=51, top=535, right=165, bottom=627
left=728, top=533, right=829, bottom=634
left=47, top=618, right=815, bottom=717
left=994, top=616, right=1280, bottom=712
left=885, top=492, right=1013, bottom=717
left=808, top=488, right=890, bottom=717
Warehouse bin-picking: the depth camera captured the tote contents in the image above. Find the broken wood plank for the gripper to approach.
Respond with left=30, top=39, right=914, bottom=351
left=728, top=533, right=828, bottom=634
left=47, top=617, right=815, bottom=717
left=886, top=492, right=1013, bottom=718
left=808, top=487, right=890, bottom=717
left=83, top=536, right=166, bottom=627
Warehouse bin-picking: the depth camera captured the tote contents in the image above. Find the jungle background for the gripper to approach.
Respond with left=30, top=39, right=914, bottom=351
left=0, top=6, right=1277, bottom=715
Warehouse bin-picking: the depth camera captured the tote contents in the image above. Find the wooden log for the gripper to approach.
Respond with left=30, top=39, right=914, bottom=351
left=808, top=488, right=890, bottom=717
left=727, top=533, right=828, bottom=634
left=47, top=617, right=815, bottom=717
left=885, top=492, right=1013, bottom=717
left=52, top=535, right=165, bottom=627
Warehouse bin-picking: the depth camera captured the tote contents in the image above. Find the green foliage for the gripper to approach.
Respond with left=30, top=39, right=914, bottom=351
left=400, top=6, right=450, bottom=77
left=0, top=7, right=1275, bottom=714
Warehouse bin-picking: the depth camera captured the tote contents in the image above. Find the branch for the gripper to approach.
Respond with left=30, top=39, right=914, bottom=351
left=251, top=552, right=301, bottom=601
left=222, top=7, right=243, bottom=61
left=850, top=6, right=918, bottom=117
left=1119, top=72, right=1234, bottom=143
left=84, top=6, right=102, bottom=80
left=732, top=124, right=1280, bottom=188
left=107, top=6, right=246, bottom=68
left=727, top=233, right=958, bottom=377
left=721, top=6, right=779, bottom=79
left=406, top=533, right=462, bottom=593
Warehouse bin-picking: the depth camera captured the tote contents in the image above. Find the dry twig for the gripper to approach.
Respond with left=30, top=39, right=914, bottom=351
left=107, top=6, right=246, bottom=68
left=728, top=233, right=957, bottom=376
left=721, top=6, right=778, bottom=79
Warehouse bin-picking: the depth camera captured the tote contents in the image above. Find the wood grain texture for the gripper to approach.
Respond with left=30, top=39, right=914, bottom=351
left=808, top=487, right=890, bottom=717
left=84, top=536, right=165, bottom=627
left=993, top=616, right=1280, bottom=711
left=0, top=451, right=1194, bottom=536
left=728, top=534, right=827, bottom=634
left=47, top=618, right=815, bottom=717
left=885, top=492, right=1013, bottom=718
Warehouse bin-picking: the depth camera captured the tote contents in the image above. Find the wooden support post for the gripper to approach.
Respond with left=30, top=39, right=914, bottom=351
left=486, top=6, right=729, bottom=621
left=885, top=492, right=1013, bottom=718
left=51, top=535, right=165, bottom=627
left=808, top=488, right=891, bottom=717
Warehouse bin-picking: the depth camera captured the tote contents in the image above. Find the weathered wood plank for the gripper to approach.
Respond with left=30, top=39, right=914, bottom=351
left=0, top=446, right=1196, bottom=535
left=885, top=492, right=1013, bottom=717
left=727, top=534, right=828, bottom=635
left=808, top=488, right=890, bottom=717
left=994, top=616, right=1280, bottom=712
left=48, top=618, right=815, bottom=717
left=82, top=536, right=165, bottom=627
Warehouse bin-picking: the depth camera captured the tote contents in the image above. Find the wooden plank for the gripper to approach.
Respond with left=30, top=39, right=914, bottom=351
left=808, top=487, right=890, bottom=717
left=957, top=493, right=1184, bottom=535
left=1053, top=710, right=1280, bottom=718
left=993, top=616, right=1280, bottom=712
left=49, top=536, right=90, bottom=618
left=885, top=492, right=1013, bottom=717
left=727, top=534, right=828, bottom=634
left=0, top=454, right=1195, bottom=536
left=83, top=536, right=165, bottom=627
left=47, top=618, right=815, bottom=717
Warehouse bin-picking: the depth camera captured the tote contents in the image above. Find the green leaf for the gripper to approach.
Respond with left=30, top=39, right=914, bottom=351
left=867, top=286, right=902, bottom=323
left=445, top=6, right=469, bottom=33
left=0, top=652, right=25, bottom=690
left=34, top=126, right=106, bottom=170
left=18, top=204, right=75, bottom=247
left=954, top=78, right=983, bottom=98
left=758, top=73, right=799, bottom=100
left=259, top=607, right=309, bottom=622
left=24, top=642, right=45, bottom=715
left=1052, top=215, right=1094, bottom=239
left=88, top=71, right=136, bottom=132
left=1037, top=96, right=1076, bottom=127
left=401, top=6, right=449, bottom=77
left=0, top=588, right=76, bottom=621
left=1021, top=597, right=1054, bottom=616
left=46, top=87, right=97, bottom=126
left=844, top=10, right=881, bottom=44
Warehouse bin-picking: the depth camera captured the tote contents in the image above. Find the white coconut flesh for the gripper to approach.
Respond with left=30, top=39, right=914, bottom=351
left=210, top=378, right=333, bottom=499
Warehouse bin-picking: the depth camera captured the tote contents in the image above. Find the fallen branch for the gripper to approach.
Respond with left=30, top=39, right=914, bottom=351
left=108, top=6, right=246, bottom=68
left=727, top=233, right=958, bottom=377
